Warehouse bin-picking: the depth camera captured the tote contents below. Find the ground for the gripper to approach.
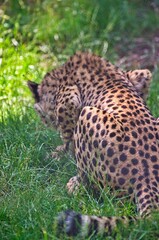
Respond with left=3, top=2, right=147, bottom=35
left=0, top=1, right=159, bottom=239
left=116, top=30, right=159, bottom=70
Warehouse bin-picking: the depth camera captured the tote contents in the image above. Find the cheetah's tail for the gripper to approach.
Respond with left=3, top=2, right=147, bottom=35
left=56, top=210, right=138, bottom=238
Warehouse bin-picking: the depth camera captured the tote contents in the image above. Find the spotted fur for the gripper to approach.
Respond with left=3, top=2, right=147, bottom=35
left=28, top=52, right=159, bottom=237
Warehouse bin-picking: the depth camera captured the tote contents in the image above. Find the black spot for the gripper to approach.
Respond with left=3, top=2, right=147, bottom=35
left=155, top=176, right=159, bottom=182
left=129, top=147, right=136, bottom=155
left=92, top=115, right=98, bottom=123
left=96, top=124, right=101, bottom=130
left=100, top=154, right=104, bottom=161
left=144, top=188, right=149, bottom=193
left=130, top=178, right=136, bottom=184
left=109, top=165, right=115, bottom=173
left=144, top=170, right=150, bottom=177
left=152, top=181, right=157, bottom=187
left=136, top=190, right=142, bottom=197
left=143, top=127, right=148, bottom=133
left=118, top=178, right=125, bottom=185
left=139, top=198, right=144, bottom=204
left=138, top=175, right=144, bottom=181
left=152, top=187, right=158, bottom=192
left=88, top=143, right=92, bottom=152
left=59, top=107, right=64, bottom=113
left=109, top=132, right=116, bottom=138
left=145, top=119, right=150, bottom=124
left=143, top=135, right=148, bottom=142
left=89, top=128, right=94, bottom=137
left=83, top=156, right=87, bottom=165
left=116, top=136, right=122, bottom=142
left=90, top=163, right=93, bottom=171
left=129, top=105, right=134, bottom=110
left=121, top=113, right=127, bottom=118
left=107, top=147, right=114, bottom=157
left=138, top=150, right=144, bottom=157
left=136, top=119, right=140, bottom=125
left=106, top=174, right=111, bottom=182
left=63, top=76, right=67, bottom=81
left=82, top=142, right=85, bottom=151
left=79, top=125, right=83, bottom=134
left=119, top=153, right=127, bottom=162
left=145, top=153, right=150, bottom=159
left=112, top=124, right=117, bottom=129
left=136, top=183, right=142, bottom=190
left=132, top=141, right=136, bottom=147
left=140, top=119, right=145, bottom=125
left=105, top=160, right=109, bottom=166
left=92, top=158, right=97, bottom=167
left=128, top=187, right=133, bottom=194
left=138, top=139, right=143, bottom=146
left=130, top=121, right=136, bottom=127
left=86, top=112, right=92, bottom=120
left=153, top=164, right=159, bottom=170
left=121, top=119, right=127, bottom=123
left=121, top=167, right=129, bottom=175
left=131, top=158, right=139, bottom=165
left=137, top=128, right=142, bottom=134
left=103, top=116, right=108, bottom=124
left=102, top=140, right=107, bottom=148
left=118, top=144, right=124, bottom=151
left=82, top=64, right=87, bottom=69
left=132, top=131, right=138, bottom=138
left=144, top=144, right=149, bottom=151
left=151, top=155, right=157, bottom=162
left=142, top=159, right=148, bottom=167
left=145, top=178, right=150, bottom=184
left=58, top=116, right=64, bottom=122
left=148, top=133, right=154, bottom=139
left=100, top=129, right=105, bottom=137
left=93, top=140, right=98, bottom=148
left=83, top=125, right=86, bottom=135
left=132, top=168, right=138, bottom=175
left=145, top=194, right=150, bottom=200
left=125, top=127, right=129, bottom=132
left=124, top=136, right=130, bottom=142
left=113, top=158, right=118, bottom=165
left=151, top=145, right=157, bottom=152
left=101, top=165, right=106, bottom=171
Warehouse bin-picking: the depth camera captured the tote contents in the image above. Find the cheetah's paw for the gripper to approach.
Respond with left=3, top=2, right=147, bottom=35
left=66, top=176, right=80, bottom=194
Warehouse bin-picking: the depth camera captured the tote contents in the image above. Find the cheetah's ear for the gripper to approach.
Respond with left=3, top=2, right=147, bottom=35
left=126, top=69, right=152, bottom=101
left=27, top=80, right=40, bottom=102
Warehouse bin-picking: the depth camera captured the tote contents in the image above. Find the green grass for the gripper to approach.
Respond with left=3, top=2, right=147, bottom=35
left=1, top=0, right=159, bottom=239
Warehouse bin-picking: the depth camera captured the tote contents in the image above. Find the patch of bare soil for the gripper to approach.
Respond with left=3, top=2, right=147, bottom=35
left=116, top=30, right=159, bottom=71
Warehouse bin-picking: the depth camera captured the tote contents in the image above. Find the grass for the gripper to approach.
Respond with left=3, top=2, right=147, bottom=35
left=0, top=0, right=159, bottom=239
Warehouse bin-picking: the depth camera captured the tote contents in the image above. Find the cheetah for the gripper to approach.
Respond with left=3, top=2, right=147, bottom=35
left=28, top=52, right=159, bottom=237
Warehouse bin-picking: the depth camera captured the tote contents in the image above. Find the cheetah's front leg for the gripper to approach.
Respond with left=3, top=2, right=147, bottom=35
left=51, top=143, right=69, bottom=160
left=52, top=85, right=82, bottom=159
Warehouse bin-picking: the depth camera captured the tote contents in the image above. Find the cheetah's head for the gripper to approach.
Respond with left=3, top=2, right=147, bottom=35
left=27, top=80, right=58, bottom=128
